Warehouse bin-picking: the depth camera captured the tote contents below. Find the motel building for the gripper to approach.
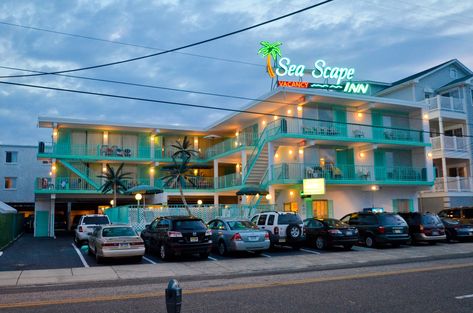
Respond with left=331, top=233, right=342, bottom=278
left=33, top=58, right=473, bottom=237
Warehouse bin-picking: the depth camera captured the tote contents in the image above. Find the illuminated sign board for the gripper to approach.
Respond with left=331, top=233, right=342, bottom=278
left=303, top=178, right=326, bottom=195
left=258, top=41, right=370, bottom=94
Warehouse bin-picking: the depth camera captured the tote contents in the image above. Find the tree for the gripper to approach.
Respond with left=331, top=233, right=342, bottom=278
left=258, top=41, right=282, bottom=78
left=98, top=163, right=132, bottom=207
left=161, top=136, right=198, bottom=216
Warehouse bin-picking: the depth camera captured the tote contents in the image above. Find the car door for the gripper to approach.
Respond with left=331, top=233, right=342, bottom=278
left=146, top=219, right=160, bottom=248
left=257, top=214, right=268, bottom=231
left=89, top=228, right=100, bottom=251
left=157, top=219, right=170, bottom=246
left=311, top=220, right=325, bottom=240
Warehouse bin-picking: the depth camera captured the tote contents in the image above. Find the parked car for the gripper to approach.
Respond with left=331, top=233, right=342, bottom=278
left=441, top=218, right=473, bottom=242
left=88, top=225, right=145, bottom=263
left=71, top=215, right=82, bottom=231
left=23, top=215, right=34, bottom=233
left=207, top=218, right=270, bottom=255
left=250, top=211, right=304, bottom=249
left=340, top=212, right=410, bottom=248
left=74, top=214, right=111, bottom=246
left=398, top=212, right=446, bottom=244
left=303, top=218, right=358, bottom=250
left=141, top=216, right=212, bottom=260
left=438, top=207, right=473, bottom=224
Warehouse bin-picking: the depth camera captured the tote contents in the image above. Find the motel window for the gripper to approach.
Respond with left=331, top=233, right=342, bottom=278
left=4, top=177, right=17, bottom=189
left=448, top=167, right=465, bottom=177
left=5, top=151, right=18, bottom=163
left=393, top=199, right=413, bottom=213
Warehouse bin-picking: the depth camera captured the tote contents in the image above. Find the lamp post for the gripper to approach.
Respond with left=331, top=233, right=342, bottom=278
left=135, top=193, right=143, bottom=207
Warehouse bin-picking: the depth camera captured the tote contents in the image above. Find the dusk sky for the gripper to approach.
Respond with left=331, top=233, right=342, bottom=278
left=1, top=0, right=472, bottom=145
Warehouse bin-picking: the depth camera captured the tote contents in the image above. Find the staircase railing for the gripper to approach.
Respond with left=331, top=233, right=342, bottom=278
left=243, top=120, right=281, bottom=184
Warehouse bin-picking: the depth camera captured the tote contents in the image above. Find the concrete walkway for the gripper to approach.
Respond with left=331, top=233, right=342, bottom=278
left=1, top=242, right=473, bottom=288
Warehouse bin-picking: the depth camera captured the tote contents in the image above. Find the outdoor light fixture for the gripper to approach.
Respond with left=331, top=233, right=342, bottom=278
left=235, top=131, right=239, bottom=136
left=265, top=194, right=272, bottom=200
left=371, top=185, right=379, bottom=191
left=197, top=199, right=203, bottom=206
left=103, top=133, right=108, bottom=139
left=193, top=169, right=198, bottom=176
left=150, top=167, right=155, bottom=174
left=262, top=120, right=266, bottom=126
left=423, top=113, right=429, bottom=120
left=135, top=193, right=142, bottom=201
left=51, top=164, right=56, bottom=172
left=359, top=151, right=365, bottom=158
left=427, top=152, right=433, bottom=158
left=110, top=200, right=114, bottom=206
left=289, top=191, right=294, bottom=197
left=297, top=106, right=303, bottom=112
left=102, top=165, right=107, bottom=172
left=150, top=135, right=155, bottom=142
left=275, top=153, right=279, bottom=158
left=273, top=115, right=278, bottom=120
left=289, top=149, right=293, bottom=155
left=53, top=129, right=58, bottom=137
left=298, top=148, right=303, bottom=155
left=49, top=171, right=52, bottom=176
left=287, top=109, right=292, bottom=114
left=357, top=112, right=363, bottom=118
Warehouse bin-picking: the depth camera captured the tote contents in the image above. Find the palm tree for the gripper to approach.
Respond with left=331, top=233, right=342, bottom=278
left=98, top=163, right=132, bottom=207
left=161, top=136, right=198, bottom=216
left=161, top=158, right=195, bottom=216
left=171, top=136, right=198, bottom=160
left=258, top=41, right=282, bottom=78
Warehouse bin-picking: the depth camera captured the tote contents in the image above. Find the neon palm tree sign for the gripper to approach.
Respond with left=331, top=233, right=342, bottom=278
left=258, top=41, right=282, bottom=78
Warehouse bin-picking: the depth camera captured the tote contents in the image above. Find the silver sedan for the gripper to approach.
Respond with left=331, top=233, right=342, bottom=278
left=207, top=218, right=270, bottom=256
left=88, top=225, right=145, bottom=263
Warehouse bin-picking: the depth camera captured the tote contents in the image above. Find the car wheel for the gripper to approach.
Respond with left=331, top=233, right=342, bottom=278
left=160, top=244, right=170, bottom=261
left=218, top=241, right=227, bottom=256
left=286, top=224, right=302, bottom=240
left=95, top=248, right=103, bottom=264
left=343, top=244, right=353, bottom=251
left=365, top=235, right=376, bottom=248
left=315, top=236, right=326, bottom=250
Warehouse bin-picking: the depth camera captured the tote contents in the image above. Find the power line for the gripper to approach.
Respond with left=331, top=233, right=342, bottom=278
left=0, top=0, right=334, bottom=79
left=0, top=79, right=461, bottom=138
left=0, top=20, right=263, bottom=68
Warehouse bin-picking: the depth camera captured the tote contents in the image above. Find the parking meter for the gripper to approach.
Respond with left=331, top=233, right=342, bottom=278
left=165, top=279, right=182, bottom=313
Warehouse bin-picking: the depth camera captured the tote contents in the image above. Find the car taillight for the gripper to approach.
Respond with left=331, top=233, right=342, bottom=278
left=167, top=231, right=183, bottom=238
left=274, top=227, right=279, bottom=235
left=79, top=226, right=83, bottom=232
left=264, top=232, right=270, bottom=240
left=377, top=226, right=385, bottom=234
left=231, top=233, right=242, bottom=241
left=205, top=229, right=212, bottom=236
left=419, top=225, right=424, bottom=232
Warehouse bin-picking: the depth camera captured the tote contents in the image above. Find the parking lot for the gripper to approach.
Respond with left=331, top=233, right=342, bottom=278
left=1, top=231, right=465, bottom=271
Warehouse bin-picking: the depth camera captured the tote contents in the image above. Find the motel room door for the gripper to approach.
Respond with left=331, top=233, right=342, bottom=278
left=313, top=200, right=328, bottom=218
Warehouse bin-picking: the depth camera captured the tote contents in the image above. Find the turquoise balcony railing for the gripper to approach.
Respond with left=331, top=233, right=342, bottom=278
left=38, top=142, right=151, bottom=159
left=275, top=117, right=424, bottom=144
left=35, top=177, right=151, bottom=193
left=270, top=163, right=429, bottom=184
left=158, top=176, right=215, bottom=190
left=217, top=173, right=242, bottom=189
left=205, top=133, right=257, bottom=159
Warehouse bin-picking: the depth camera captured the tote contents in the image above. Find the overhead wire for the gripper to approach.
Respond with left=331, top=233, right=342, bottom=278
left=0, top=79, right=466, bottom=139
left=0, top=0, right=334, bottom=79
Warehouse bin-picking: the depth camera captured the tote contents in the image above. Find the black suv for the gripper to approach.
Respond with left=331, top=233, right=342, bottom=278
left=340, top=212, right=410, bottom=248
left=141, top=216, right=212, bottom=260
left=398, top=212, right=446, bottom=244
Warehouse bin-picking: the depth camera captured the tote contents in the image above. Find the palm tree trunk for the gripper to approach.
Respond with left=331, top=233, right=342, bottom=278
left=113, top=183, right=117, bottom=207
left=267, top=55, right=275, bottom=78
left=179, top=184, right=191, bottom=216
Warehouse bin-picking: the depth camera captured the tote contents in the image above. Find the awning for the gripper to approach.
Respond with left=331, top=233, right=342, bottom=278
left=0, top=201, right=17, bottom=214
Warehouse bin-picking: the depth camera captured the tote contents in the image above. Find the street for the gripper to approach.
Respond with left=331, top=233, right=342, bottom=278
left=1, top=259, right=472, bottom=313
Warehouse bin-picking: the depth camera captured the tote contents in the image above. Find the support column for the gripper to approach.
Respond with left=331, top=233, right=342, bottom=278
left=268, top=185, right=275, bottom=205
left=213, top=194, right=219, bottom=206
left=241, top=150, right=247, bottom=179
left=50, top=194, right=56, bottom=238
left=438, top=116, right=448, bottom=191
left=267, top=142, right=274, bottom=181
left=422, top=108, right=434, bottom=182
left=213, top=159, right=219, bottom=188
left=66, top=202, right=72, bottom=231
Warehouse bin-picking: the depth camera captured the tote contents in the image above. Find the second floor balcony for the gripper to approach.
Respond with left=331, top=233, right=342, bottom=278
left=427, top=95, right=465, bottom=113
left=266, top=163, right=430, bottom=185
left=431, top=177, right=473, bottom=193
left=431, top=136, right=469, bottom=155
left=38, top=142, right=152, bottom=160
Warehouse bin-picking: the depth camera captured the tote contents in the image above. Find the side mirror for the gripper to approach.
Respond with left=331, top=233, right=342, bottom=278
left=145, top=224, right=150, bottom=230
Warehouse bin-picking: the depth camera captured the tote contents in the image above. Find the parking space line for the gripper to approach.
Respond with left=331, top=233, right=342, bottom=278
left=300, top=248, right=321, bottom=255
left=143, top=256, right=157, bottom=264
left=455, top=294, right=473, bottom=300
left=207, top=256, right=218, bottom=261
left=260, top=253, right=272, bottom=258
left=71, top=243, right=89, bottom=268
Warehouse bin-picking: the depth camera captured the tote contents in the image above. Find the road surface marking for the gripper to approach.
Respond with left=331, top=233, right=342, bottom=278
left=2, top=262, right=472, bottom=309
left=300, top=248, right=321, bottom=255
left=455, top=294, right=473, bottom=300
left=71, top=243, right=89, bottom=268
left=208, top=256, right=218, bottom=261
left=142, top=256, right=157, bottom=264
left=260, top=253, right=272, bottom=258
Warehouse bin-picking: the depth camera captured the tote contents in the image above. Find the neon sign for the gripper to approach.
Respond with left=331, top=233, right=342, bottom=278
left=259, top=41, right=369, bottom=94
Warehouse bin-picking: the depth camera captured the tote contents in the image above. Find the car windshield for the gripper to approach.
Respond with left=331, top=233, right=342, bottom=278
left=422, top=215, right=442, bottom=225
left=227, top=221, right=258, bottom=230
left=379, top=214, right=407, bottom=226
left=173, top=220, right=207, bottom=231
left=102, top=227, right=136, bottom=237
left=324, top=219, right=349, bottom=228
left=83, top=216, right=109, bottom=225
left=278, top=214, right=302, bottom=225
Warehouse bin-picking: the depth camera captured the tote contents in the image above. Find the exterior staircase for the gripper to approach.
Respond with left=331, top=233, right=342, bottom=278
left=245, top=145, right=268, bottom=185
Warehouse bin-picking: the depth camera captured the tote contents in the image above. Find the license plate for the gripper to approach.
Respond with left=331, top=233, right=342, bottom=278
left=248, top=236, right=259, bottom=242
left=393, top=229, right=402, bottom=234
left=279, top=238, right=286, bottom=243
left=432, top=231, right=439, bottom=236
left=119, top=243, right=130, bottom=248
left=190, top=237, right=198, bottom=243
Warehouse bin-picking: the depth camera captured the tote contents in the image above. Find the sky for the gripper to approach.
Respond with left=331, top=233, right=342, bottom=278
left=1, top=0, right=473, bottom=145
